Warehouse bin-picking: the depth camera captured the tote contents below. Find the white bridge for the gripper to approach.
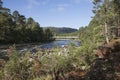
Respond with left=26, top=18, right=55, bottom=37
left=53, top=36, right=79, bottom=40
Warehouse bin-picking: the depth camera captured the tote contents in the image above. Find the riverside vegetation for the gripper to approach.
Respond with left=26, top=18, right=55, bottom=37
left=0, top=0, right=120, bottom=80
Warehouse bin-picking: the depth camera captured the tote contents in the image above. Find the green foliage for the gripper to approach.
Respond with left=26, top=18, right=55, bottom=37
left=78, top=15, right=105, bottom=68
left=43, top=28, right=54, bottom=42
left=1, top=0, right=120, bottom=80
left=57, top=31, right=78, bottom=36
left=2, top=46, right=36, bottom=80
left=77, top=0, right=120, bottom=71
left=0, top=45, right=79, bottom=80
left=92, top=0, right=120, bottom=40
left=0, top=70, right=3, bottom=79
left=43, top=27, right=78, bottom=36
left=0, top=4, right=54, bottom=44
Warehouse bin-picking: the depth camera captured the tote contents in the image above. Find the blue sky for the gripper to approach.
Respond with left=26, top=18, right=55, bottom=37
left=3, top=0, right=94, bottom=29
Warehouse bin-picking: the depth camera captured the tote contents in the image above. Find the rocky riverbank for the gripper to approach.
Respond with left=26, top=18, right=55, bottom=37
left=64, top=38, right=120, bottom=80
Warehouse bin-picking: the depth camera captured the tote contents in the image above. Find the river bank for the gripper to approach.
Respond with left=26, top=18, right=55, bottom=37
left=0, top=42, right=41, bottom=50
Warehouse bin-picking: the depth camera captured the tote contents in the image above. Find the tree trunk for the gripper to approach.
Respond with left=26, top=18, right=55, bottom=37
left=118, top=18, right=120, bottom=37
left=105, top=22, right=109, bottom=43
left=104, top=0, right=109, bottom=44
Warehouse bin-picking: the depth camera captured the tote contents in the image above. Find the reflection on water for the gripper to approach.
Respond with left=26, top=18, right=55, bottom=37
left=40, top=40, right=80, bottom=49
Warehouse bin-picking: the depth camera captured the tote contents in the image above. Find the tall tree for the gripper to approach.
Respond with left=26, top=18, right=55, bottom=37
left=111, top=0, right=120, bottom=36
left=12, top=10, right=20, bottom=22
left=103, top=0, right=110, bottom=43
left=26, top=17, right=34, bottom=29
left=0, top=0, right=3, bottom=8
left=93, top=0, right=110, bottom=43
left=44, top=28, right=53, bottom=42
left=0, top=0, right=54, bottom=44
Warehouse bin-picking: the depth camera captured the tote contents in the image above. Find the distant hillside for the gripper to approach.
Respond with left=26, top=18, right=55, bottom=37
left=43, top=27, right=78, bottom=34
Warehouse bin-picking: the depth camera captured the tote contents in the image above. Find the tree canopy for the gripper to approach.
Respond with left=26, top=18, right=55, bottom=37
left=0, top=2, right=54, bottom=44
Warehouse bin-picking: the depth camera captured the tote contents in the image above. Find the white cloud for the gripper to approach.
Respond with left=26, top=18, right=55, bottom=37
left=41, top=1, right=47, bottom=5
left=41, top=0, right=50, bottom=5
left=26, top=0, right=49, bottom=9
left=26, top=0, right=40, bottom=9
left=50, top=4, right=69, bottom=12
left=57, top=7, right=65, bottom=11
left=57, top=4, right=68, bottom=11
left=87, top=0, right=93, bottom=3
left=72, top=0, right=81, bottom=4
left=71, top=0, right=93, bottom=4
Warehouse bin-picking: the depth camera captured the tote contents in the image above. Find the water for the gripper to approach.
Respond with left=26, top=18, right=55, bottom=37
left=39, top=40, right=80, bottom=49
left=24, top=40, right=80, bottom=53
left=0, top=40, right=80, bottom=53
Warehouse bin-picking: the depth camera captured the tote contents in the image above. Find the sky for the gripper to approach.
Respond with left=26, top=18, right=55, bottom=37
left=3, top=0, right=94, bottom=29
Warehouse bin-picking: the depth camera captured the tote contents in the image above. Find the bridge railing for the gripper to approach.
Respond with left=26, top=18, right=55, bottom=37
left=53, top=36, right=79, bottom=39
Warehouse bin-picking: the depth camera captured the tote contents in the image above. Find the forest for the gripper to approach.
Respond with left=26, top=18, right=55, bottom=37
left=43, top=27, right=78, bottom=35
left=0, top=3, right=54, bottom=44
left=0, top=0, right=120, bottom=80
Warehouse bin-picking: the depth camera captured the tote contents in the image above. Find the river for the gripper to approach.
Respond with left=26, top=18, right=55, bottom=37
left=39, top=40, right=80, bottom=49
left=0, top=40, right=80, bottom=53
